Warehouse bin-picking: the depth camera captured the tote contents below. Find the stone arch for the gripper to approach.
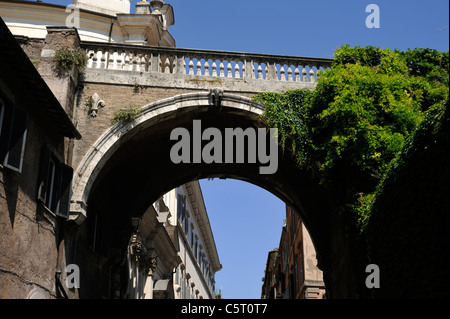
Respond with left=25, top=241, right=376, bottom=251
left=69, top=91, right=344, bottom=296
left=70, top=91, right=266, bottom=224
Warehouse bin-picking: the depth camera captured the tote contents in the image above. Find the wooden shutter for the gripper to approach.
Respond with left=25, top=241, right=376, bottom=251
left=37, top=146, right=51, bottom=203
left=56, top=163, right=73, bottom=219
left=3, top=105, right=28, bottom=173
left=0, top=100, right=12, bottom=163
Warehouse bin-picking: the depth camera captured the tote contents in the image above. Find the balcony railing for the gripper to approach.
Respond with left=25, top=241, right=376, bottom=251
left=82, top=42, right=333, bottom=84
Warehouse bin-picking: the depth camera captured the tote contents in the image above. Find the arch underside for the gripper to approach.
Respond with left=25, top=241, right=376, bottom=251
left=71, top=92, right=333, bottom=271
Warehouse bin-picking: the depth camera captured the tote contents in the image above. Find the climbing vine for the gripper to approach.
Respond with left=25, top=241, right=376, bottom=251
left=254, top=45, right=449, bottom=232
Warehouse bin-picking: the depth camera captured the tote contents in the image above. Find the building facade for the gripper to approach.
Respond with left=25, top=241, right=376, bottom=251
left=0, top=0, right=175, bottom=46
left=167, top=183, right=222, bottom=299
left=0, top=16, right=81, bottom=299
left=262, top=205, right=326, bottom=299
left=103, top=180, right=221, bottom=299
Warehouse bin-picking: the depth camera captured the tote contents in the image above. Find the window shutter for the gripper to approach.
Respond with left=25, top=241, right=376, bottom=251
left=0, top=101, right=5, bottom=162
left=3, top=105, right=28, bottom=173
left=56, top=163, right=73, bottom=219
left=0, top=101, right=13, bottom=163
left=0, top=100, right=5, bottom=138
left=37, top=146, right=51, bottom=202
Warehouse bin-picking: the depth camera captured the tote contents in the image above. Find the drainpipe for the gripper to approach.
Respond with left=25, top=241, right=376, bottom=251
left=108, top=18, right=114, bottom=43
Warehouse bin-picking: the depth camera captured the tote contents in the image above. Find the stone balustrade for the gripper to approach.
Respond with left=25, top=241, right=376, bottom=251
left=82, top=42, right=333, bottom=84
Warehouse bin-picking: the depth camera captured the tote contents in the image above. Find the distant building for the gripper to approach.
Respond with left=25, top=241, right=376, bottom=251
left=0, top=0, right=175, bottom=46
left=167, top=182, right=222, bottom=299
left=261, top=205, right=325, bottom=299
left=111, top=180, right=221, bottom=299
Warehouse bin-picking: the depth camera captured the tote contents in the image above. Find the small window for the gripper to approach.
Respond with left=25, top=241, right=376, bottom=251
left=37, top=146, right=73, bottom=218
left=0, top=100, right=28, bottom=173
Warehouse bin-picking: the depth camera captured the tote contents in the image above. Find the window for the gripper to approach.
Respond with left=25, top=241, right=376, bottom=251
left=194, top=241, right=198, bottom=260
left=184, top=211, right=189, bottom=235
left=0, top=98, right=28, bottom=173
left=177, top=194, right=186, bottom=228
left=37, top=146, right=73, bottom=218
left=186, top=279, right=190, bottom=299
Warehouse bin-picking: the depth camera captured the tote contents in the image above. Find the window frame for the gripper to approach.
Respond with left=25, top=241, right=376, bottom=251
left=0, top=100, right=28, bottom=173
left=37, top=145, right=73, bottom=219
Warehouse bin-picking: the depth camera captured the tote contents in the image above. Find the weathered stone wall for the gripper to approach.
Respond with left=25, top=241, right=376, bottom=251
left=73, top=83, right=201, bottom=170
left=0, top=90, right=65, bottom=299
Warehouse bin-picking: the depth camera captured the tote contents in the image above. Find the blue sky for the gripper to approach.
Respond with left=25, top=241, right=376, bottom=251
left=42, top=0, right=449, bottom=299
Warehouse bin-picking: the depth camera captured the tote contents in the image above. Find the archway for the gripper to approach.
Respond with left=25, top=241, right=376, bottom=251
left=68, top=92, right=351, bottom=298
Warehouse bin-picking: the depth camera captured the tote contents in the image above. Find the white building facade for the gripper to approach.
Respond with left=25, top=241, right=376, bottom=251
left=0, top=0, right=175, bottom=46
left=164, top=182, right=222, bottom=299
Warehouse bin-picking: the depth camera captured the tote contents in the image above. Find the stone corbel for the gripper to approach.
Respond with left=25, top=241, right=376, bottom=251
left=130, top=234, right=158, bottom=276
left=141, top=254, right=158, bottom=276
left=209, top=88, right=223, bottom=108
left=69, top=200, right=87, bottom=225
left=88, top=93, right=106, bottom=118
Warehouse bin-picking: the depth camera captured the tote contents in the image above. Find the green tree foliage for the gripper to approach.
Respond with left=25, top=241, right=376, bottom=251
left=254, top=45, right=448, bottom=230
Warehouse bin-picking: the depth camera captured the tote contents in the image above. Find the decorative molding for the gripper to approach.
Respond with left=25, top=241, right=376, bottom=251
left=129, top=232, right=158, bottom=276
left=209, top=88, right=223, bottom=107
left=88, top=93, right=106, bottom=118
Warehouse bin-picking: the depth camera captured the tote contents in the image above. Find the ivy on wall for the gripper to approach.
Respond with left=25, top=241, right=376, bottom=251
left=254, top=45, right=449, bottom=232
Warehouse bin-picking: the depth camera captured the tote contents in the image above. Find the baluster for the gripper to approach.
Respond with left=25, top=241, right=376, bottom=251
left=144, top=53, right=151, bottom=72
left=295, top=67, right=300, bottom=82
left=123, top=51, right=130, bottom=71
left=212, top=61, right=217, bottom=77
left=196, top=59, right=202, bottom=76
left=241, top=62, right=246, bottom=79
left=117, top=51, right=124, bottom=70
left=112, top=50, right=120, bottom=70
left=99, top=49, right=106, bottom=69
left=92, top=50, right=99, bottom=68
left=302, top=67, right=307, bottom=82
left=188, top=59, right=195, bottom=75
left=309, top=67, right=315, bottom=83
left=138, top=54, right=144, bottom=72
left=279, top=65, right=286, bottom=81
left=87, top=50, right=94, bottom=68
left=219, top=61, right=225, bottom=77
left=234, top=62, right=240, bottom=78
left=287, top=66, right=293, bottom=82
left=204, top=60, right=210, bottom=76
left=165, top=58, right=171, bottom=73
left=106, top=49, right=113, bottom=69
left=256, top=64, right=262, bottom=79
left=132, top=52, right=138, bottom=72
left=227, top=62, right=232, bottom=78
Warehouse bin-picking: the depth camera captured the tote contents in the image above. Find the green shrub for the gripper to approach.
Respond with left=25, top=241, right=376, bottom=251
left=54, top=47, right=88, bottom=72
left=111, top=106, right=142, bottom=125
